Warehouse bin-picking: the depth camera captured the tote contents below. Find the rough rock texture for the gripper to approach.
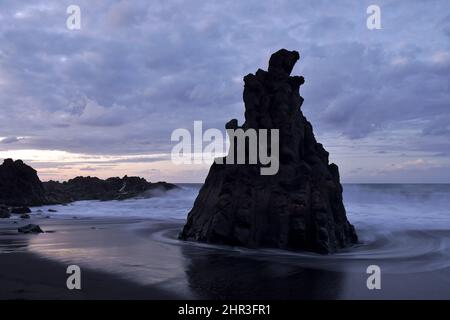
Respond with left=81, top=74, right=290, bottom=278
left=0, top=159, right=47, bottom=206
left=0, top=205, right=10, bottom=218
left=10, top=206, right=31, bottom=214
left=0, top=158, right=177, bottom=207
left=18, top=224, right=44, bottom=234
left=180, top=49, right=358, bottom=254
left=43, top=176, right=177, bottom=203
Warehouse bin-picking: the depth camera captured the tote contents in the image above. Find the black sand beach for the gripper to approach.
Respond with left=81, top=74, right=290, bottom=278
left=0, top=252, right=181, bottom=299
left=1, top=213, right=450, bottom=300
left=0, top=218, right=184, bottom=299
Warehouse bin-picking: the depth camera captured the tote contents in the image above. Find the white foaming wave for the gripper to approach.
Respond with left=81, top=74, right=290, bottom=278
left=32, top=185, right=199, bottom=220
left=344, top=184, right=450, bottom=231
left=27, top=184, right=450, bottom=274
left=148, top=222, right=450, bottom=274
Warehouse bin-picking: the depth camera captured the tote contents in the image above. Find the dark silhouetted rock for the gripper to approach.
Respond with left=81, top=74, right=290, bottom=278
left=0, top=158, right=178, bottom=206
left=43, top=175, right=177, bottom=203
left=48, top=209, right=57, bottom=212
left=18, top=224, right=44, bottom=233
left=0, top=212, right=10, bottom=219
left=0, top=159, right=47, bottom=206
left=10, top=206, right=31, bottom=214
left=180, top=49, right=358, bottom=254
left=20, top=214, right=30, bottom=219
left=0, top=205, right=10, bottom=218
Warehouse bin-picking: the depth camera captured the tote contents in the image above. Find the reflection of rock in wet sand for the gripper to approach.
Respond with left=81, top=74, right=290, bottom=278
left=181, top=245, right=345, bottom=299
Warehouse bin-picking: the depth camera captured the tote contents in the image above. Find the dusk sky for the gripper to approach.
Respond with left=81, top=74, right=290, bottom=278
left=0, top=0, right=449, bottom=183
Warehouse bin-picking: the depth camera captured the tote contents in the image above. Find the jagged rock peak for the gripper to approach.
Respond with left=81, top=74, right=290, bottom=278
left=179, top=49, right=358, bottom=254
left=268, top=48, right=300, bottom=75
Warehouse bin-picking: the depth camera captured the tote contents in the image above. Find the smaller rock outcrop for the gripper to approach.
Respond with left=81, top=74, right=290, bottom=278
left=0, top=205, right=10, bottom=218
left=0, top=158, right=178, bottom=207
left=10, top=206, right=31, bottom=214
left=0, top=159, right=47, bottom=206
left=44, top=176, right=177, bottom=203
left=18, top=224, right=44, bottom=233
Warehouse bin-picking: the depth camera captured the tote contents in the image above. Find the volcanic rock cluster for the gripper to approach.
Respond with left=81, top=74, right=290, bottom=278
left=0, top=158, right=176, bottom=209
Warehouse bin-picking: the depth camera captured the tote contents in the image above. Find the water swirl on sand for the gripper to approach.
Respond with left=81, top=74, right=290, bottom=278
left=13, top=184, right=449, bottom=276
left=149, top=222, right=450, bottom=274
left=135, top=183, right=450, bottom=275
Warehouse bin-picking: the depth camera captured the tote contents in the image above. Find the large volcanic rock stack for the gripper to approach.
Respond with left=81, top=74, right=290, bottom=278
left=179, top=49, right=358, bottom=254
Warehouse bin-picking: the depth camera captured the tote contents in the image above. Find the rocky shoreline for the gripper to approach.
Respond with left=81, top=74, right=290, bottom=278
left=0, top=158, right=177, bottom=219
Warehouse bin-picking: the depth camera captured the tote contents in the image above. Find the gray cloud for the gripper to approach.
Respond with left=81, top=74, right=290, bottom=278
left=79, top=166, right=97, bottom=171
left=0, top=0, right=449, bottom=181
left=0, top=136, right=20, bottom=144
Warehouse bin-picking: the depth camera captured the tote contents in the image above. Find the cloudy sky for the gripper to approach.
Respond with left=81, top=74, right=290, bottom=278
left=0, top=0, right=449, bottom=182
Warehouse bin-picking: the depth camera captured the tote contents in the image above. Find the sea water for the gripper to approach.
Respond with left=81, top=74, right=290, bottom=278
left=12, top=183, right=450, bottom=299
left=35, top=184, right=450, bottom=231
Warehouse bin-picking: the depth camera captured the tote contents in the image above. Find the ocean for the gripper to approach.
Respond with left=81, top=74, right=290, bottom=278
left=32, top=184, right=450, bottom=226
left=3, top=184, right=450, bottom=299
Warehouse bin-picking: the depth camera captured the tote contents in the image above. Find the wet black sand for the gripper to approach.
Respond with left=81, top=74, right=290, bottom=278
left=1, top=217, right=449, bottom=299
